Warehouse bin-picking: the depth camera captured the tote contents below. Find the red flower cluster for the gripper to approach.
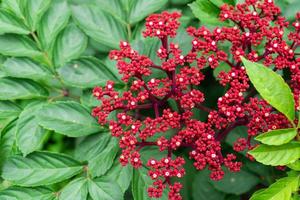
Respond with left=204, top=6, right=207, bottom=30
left=92, top=0, right=300, bottom=199
left=143, top=11, right=181, bottom=39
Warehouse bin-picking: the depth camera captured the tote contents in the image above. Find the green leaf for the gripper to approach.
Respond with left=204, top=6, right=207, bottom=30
left=53, top=24, right=88, bottom=67
left=250, top=176, right=299, bottom=200
left=0, top=117, right=17, bottom=135
left=209, top=168, right=259, bottom=195
left=38, top=0, right=71, bottom=50
left=127, top=0, right=168, bottom=25
left=192, top=169, right=226, bottom=200
left=284, top=1, right=300, bottom=21
left=178, top=155, right=197, bottom=200
left=80, top=89, right=99, bottom=108
left=132, top=167, right=168, bottom=200
left=16, top=102, right=48, bottom=156
left=171, top=27, right=193, bottom=55
left=131, top=38, right=162, bottom=67
left=210, top=0, right=235, bottom=7
left=59, top=177, right=88, bottom=200
left=0, top=78, right=48, bottom=100
left=75, top=132, right=111, bottom=161
left=2, top=57, right=53, bottom=80
left=58, top=57, right=121, bottom=89
left=0, top=9, right=29, bottom=34
left=131, top=37, right=164, bottom=81
left=22, top=0, right=52, bottom=32
left=255, top=128, right=297, bottom=146
left=2, top=0, right=24, bottom=19
left=241, top=57, right=295, bottom=122
left=89, top=137, right=119, bottom=178
left=249, top=142, right=300, bottom=166
left=102, top=159, right=132, bottom=193
left=292, top=194, right=300, bottom=200
left=37, top=101, right=102, bottom=137
left=0, top=120, right=18, bottom=167
left=213, top=62, right=231, bottom=79
left=103, top=57, right=123, bottom=81
left=72, top=4, right=127, bottom=49
left=244, top=160, right=273, bottom=186
left=0, top=186, right=55, bottom=200
left=88, top=0, right=127, bottom=24
left=88, top=178, right=123, bottom=200
left=298, top=105, right=300, bottom=127
left=0, top=101, right=21, bottom=118
left=189, top=0, right=226, bottom=25
left=288, top=160, right=300, bottom=171
left=91, top=0, right=167, bottom=25
left=0, top=34, right=43, bottom=59
left=225, top=195, right=241, bottom=200
left=2, top=151, right=83, bottom=186
left=0, top=70, right=6, bottom=78
left=225, top=126, right=248, bottom=155
left=139, top=146, right=169, bottom=164
left=170, top=0, right=193, bottom=5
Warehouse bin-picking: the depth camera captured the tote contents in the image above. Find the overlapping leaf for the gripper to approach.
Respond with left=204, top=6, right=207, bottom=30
left=2, top=57, right=52, bottom=80
left=0, top=120, right=18, bottom=167
left=2, top=0, right=24, bottom=19
left=72, top=4, right=127, bottom=49
left=255, top=128, right=297, bottom=146
left=89, top=142, right=119, bottom=177
left=16, top=102, right=48, bottom=156
left=192, top=169, right=226, bottom=200
left=0, top=101, right=21, bottom=118
left=0, top=186, right=55, bottom=200
left=75, top=133, right=111, bottom=161
left=250, top=176, right=299, bottom=200
left=0, top=34, right=43, bottom=59
left=249, top=142, right=300, bottom=166
left=88, top=178, right=123, bottom=200
left=127, top=0, right=168, bottom=24
left=0, top=78, right=48, bottom=100
left=189, top=0, right=226, bottom=25
left=209, top=168, right=259, bottom=195
left=2, top=151, right=83, bottom=186
left=37, top=0, right=71, bottom=50
left=22, top=0, right=52, bottom=32
left=288, top=160, right=300, bottom=171
left=58, top=57, right=121, bottom=88
left=59, top=177, right=88, bottom=200
left=53, top=23, right=87, bottom=67
left=37, top=101, right=102, bottom=137
left=242, top=57, right=295, bottom=122
left=102, top=159, right=132, bottom=193
left=132, top=166, right=168, bottom=200
left=0, top=9, right=29, bottom=34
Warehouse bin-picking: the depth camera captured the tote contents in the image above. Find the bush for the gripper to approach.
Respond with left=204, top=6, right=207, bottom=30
left=0, top=0, right=299, bottom=200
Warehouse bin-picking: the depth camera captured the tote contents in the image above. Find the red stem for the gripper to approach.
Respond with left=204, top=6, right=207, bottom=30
left=215, top=117, right=249, bottom=141
left=150, top=65, right=164, bottom=71
left=195, top=104, right=213, bottom=113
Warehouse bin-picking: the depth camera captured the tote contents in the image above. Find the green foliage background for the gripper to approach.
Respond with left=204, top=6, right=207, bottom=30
left=0, top=0, right=298, bottom=199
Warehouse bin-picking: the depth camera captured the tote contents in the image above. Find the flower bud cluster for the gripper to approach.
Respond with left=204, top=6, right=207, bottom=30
left=93, top=1, right=299, bottom=198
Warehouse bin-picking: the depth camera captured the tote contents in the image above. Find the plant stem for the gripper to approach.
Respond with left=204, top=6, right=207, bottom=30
left=31, top=32, right=42, bottom=50
left=127, top=24, right=132, bottom=41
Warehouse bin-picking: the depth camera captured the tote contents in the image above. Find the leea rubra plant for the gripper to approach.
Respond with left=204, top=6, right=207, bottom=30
left=92, top=0, right=300, bottom=199
left=0, top=0, right=299, bottom=200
